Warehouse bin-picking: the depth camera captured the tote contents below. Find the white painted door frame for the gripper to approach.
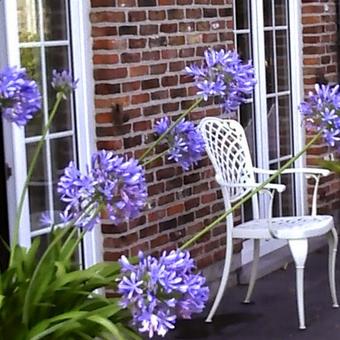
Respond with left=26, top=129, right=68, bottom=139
left=242, top=0, right=305, bottom=265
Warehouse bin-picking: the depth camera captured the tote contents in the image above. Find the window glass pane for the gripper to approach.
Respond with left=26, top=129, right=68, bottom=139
left=20, top=47, right=44, bottom=137
left=32, top=231, right=80, bottom=263
left=17, top=0, right=40, bottom=42
left=45, top=46, right=73, bottom=132
left=43, top=0, right=68, bottom=41
left=275, top=0, right=287, bottom=26
left=278, top=95, right=291, bottom=157
left=26, top=142, right=50, bottom=230
left=263, top=0, right=273, bottom=27
left=236, top=0, right=249, bottom=30
left=280, top=173, right=295, bottom=216
left=240, top=102, right=256, bottom=162
left=265, top=30, right=275, bottom=94
left=237, top=34, right=251, bottom=61
left=276, top=29, right=290, bottom=92
left=50, top=136, right=74, bottom=212
left=267, top=97, right=278, bottom=160
left=269, top=162, right=281, bottom=217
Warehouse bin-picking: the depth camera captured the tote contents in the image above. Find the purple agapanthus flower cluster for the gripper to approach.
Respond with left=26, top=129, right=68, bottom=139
left=57, top=150, right=148, bottom=229
left=185, top=49, right=256, bottom=114
left=154, top=117, right=205, bottom=171
left=299, top=84, right=340, bottom=147
left=118, top=250, right=209, bottom=338
left=51, top=69, right=78, bottom=98
left=0, top=66, right=41, bottom=126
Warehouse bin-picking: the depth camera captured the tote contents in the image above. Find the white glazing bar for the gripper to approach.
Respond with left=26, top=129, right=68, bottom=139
left=30, top=226, right=52, bottom=237
left=36, top=0, right=55, bottom=233
left=263, top=25, right=288, bottom=31
left=25, top=130, right=74, bottom=143
left=19, top=40, right=69, bottom=48
left=233, top=29, right=251, bottom=34
left=266, top=90, right=290, bottom=98
left=268, top=154, right=293, bottom=164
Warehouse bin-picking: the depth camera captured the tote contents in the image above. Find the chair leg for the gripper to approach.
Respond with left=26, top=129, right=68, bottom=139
left=205, top=235, right=233, bottom=323
left=288, top=239, right=308, bottom=330
left=327, top=227, right=339, bottom=308
left=244, top=239, right=260, bottom=303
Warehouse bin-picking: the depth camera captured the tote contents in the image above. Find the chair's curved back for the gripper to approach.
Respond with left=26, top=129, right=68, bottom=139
left=198, top=117, right=256, bottom=203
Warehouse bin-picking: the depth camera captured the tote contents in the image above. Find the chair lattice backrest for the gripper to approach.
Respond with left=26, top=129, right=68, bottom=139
left=198, top=117, right=256, bottom=203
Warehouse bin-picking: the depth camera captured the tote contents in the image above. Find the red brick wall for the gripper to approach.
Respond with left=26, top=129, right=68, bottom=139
left=90, top=0, right=234, bottom=268
left=89, top=0, right=340, bottom=270
left=302, top=0, right=340, bottom=216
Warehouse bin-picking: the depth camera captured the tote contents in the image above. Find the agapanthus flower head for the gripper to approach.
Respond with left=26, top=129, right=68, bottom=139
left=0, top=66, right=41, bottom=126
left=51, top=69, right=78, bottom=98
left=57, top=150, right=148, bottom=229
left=299, top=83, right=340, bottom=148
left=154, top=117, right=205, bottom=171
left=185, top=48, right=256, bottom=113
left=118, top=250, right=209, bottom=338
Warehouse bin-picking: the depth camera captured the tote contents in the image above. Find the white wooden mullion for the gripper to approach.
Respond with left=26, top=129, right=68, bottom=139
left=70, top=0, right=103, bottom=267
left=288, top=0, right=306, bottom=216
left=251, top=0, right=269, bottom=219
left=2, top=0, right=31, bottom=247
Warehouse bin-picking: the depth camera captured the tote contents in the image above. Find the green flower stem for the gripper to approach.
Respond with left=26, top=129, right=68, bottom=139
left=60, top=201, right=96, bottom=252
left=139, top=97, right=203, bottom=162
left=10, top=92, right=63, bottom=264
left=142, top=148, right=169, bottom=167
left=180, top=131, right=322, bottom=251
left=63, top=204, right=103, bottom=261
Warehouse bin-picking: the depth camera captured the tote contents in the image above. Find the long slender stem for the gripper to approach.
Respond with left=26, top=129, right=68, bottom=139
left=139, top=97, right=203, bottom=161
left=142, top=148, right=169, bottom=166
left=22, top=202, right=101, bottom=325
left=10, top=93, right=63, bottom=263
left=180, top=132, right=322, bottom=250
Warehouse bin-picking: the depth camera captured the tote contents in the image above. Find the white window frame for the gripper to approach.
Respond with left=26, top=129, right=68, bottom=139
left=238, top=0, right=306, bottom=264
left=0, top=0, right=101, bottom=267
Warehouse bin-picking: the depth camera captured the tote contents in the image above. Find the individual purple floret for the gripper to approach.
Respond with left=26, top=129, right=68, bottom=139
left=154, top=117, right=205, bottom=171
left=57, top=150, right=148, bottom=229
left=185, top=49, right=256, bottom=113
left=51, top=69, right=78, bottom=98
left=299, top=83, right=340, bottom=148
left=118, top=250, right=209, bottom=338
left=0, top=66, right=41, bottom=126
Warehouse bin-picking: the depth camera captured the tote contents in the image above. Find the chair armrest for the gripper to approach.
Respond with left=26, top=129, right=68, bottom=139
left=215, top=174, right=286, bottom=193
left=253, top=167, right=330, bottom=177
left=253, top=167, right=329, bottom=216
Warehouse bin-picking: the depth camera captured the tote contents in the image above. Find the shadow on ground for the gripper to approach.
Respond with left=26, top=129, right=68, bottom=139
left=164, top=246, right=340, bottom=340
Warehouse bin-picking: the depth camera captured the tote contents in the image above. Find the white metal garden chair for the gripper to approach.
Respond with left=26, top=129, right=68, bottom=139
left=198, top=117, right=338, bottom=329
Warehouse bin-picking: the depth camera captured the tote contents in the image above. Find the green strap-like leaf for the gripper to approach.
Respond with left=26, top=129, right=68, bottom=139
left=87, top=315, right=125, bottom=340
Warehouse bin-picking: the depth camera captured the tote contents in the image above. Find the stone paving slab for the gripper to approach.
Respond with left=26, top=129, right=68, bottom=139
left=164, top=246, right=340, bottom=340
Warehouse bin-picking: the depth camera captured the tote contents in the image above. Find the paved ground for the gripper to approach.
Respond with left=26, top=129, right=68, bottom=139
left=165, top=246, right=340, bottom=340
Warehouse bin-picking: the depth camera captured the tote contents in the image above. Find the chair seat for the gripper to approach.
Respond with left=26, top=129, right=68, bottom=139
left=233, top=215, right=334, bottom=240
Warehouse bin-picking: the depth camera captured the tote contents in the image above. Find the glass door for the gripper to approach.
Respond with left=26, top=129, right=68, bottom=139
left=1, top=0, right=100, bottom=267
left=233, top=0, right=305, bottom=263
left=17, top=0, right=77, bottom=249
